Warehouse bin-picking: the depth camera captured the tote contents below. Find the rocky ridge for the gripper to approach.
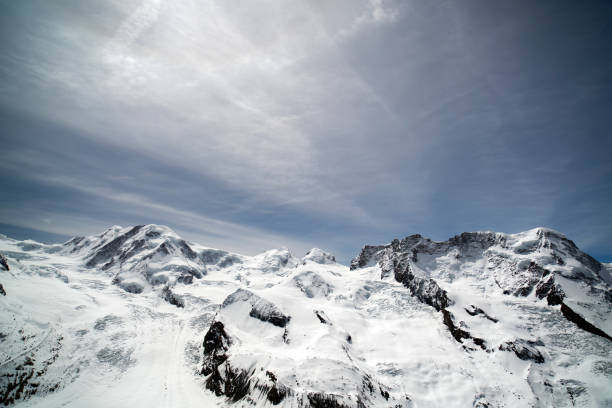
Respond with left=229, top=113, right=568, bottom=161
left=0, top=225, right=610, bottom=407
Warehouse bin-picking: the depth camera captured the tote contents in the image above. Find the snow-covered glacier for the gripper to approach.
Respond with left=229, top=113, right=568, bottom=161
left=0, top=225, right=610, bottom=407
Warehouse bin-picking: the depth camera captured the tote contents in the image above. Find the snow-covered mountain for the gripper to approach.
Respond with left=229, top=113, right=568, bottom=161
left=0, top=225, right=610, bottom=407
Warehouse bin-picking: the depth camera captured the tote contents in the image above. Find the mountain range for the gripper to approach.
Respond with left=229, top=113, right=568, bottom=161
left=0, top=224, right=610, bottom=407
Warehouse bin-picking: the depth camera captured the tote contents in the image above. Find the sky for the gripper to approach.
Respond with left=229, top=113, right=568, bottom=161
left=0, top=0, right=611, bottom=263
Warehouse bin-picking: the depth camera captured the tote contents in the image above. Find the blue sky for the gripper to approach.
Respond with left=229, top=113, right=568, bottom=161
left=1, top=0, right=611, bottom=263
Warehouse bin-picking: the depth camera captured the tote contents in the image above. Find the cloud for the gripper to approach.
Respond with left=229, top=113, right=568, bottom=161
left=1, top=0, right=611, bottom=262
left=0, top=164, right=319, bottom=256
left=1, top=0, right=412, bottom=227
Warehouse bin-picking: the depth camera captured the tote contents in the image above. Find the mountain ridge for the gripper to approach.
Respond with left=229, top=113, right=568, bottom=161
left=0, top=225, right=610, bottom=407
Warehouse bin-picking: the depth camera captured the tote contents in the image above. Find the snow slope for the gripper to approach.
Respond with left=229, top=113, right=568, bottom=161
left=0, top=226, right=610, bottom=407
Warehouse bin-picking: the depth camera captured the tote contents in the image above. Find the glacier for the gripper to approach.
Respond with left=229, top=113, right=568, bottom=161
left=0, top=224, right=610, bottom=407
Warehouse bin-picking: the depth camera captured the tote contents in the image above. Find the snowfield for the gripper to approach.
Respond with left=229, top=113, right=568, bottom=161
left=0, top=225, right=610, bottom=407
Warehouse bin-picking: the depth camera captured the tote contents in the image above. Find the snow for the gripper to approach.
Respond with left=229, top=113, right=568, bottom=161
left=0, top=225, right=610, bottom=407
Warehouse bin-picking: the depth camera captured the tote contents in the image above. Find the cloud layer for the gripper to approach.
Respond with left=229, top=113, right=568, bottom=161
left=1, top=0, right=611, bottom=262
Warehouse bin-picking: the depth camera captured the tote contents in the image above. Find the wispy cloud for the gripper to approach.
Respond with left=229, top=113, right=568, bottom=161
left=1, top=0, right=611, bottom=262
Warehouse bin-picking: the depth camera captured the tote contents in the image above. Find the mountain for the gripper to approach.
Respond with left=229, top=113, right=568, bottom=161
left=0, top=225, right=610, bottom=407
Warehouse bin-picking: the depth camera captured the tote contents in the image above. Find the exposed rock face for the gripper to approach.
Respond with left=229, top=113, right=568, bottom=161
left=356, top=236, right=452, bottom=311
left=464, top=305, right=498, bottom=323
left=307, top=392, right=351, bottom=408
left=201, top=321, right=231, bottom=377
left=349, top=244, right=386, bottom=270
left=394, top=265, right=451, bottom=312
left=560, top=303, right=612, bottom=341
left=200, top=294, right=290, bottom=404
left=0, top=252, right=9, bottom=271
left=352, top=236, right=467, bottom=347
left=63, top=225, right=245, bottom=302
left=199, top=248, right=241, bottom=268
left=535, top=275, right=565, bottom=305
left=200, top=288, right=410, bottom=408
left=349, top=227, right=611, bottom=362
left=222, top=289, right=291, bottom=328
left=1, top=252, right=9, bottom=296
left=161, top=285, right=184, bottom=308
left=442, top=310, right=487, bottom=350
left=314, top=310, right=330, bottom=324
left=4, top=225, right=609, bottom=407
left=201, top=321, right=246, bottom=399
left=84, top=225, right=145, bottom=269
left=499, top=339, right=545, bottom=363
left=350, top=229, right=605, bottom=291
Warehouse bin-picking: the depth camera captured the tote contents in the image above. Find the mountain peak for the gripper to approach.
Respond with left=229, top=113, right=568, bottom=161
left=0, top=225, right=610, bottom=407
left=302, top=248, right=336, bottom=264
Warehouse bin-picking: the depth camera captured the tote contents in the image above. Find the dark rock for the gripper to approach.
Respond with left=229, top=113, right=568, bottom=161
left=85, top=225, right=144, bottom=268
left=202, top=321, right=231, bottom=376
left=223, top=289, right=291, bottom=328
left=178, top=240, right=197, bottom=260
left=535, top=276, right=565, bottom=306
left=266, top=371, right=277, bottom=382
left=352, top=237, right=452, bottom=310
left=249, top=307, right=290, bottom=328
left=442, top=310, right=486, bottom=350
left=199, top=249, right=225, bottom=264
left=307, top=392, right=350, bottom=408
left=349, top=245, right=387, bottom=270
left=499, top=339, right=545, bottom=363
left=464, top=305, right=498, bottom=323
left=473, top=393, right=491, bottom=408
left=222, top=366, right=252, bottom=402
left=112, top=272, right=144, bottom=293
left=0, top=283, right=5, bottom=296
left=201, top=321, right=253, bottom=403
left=156, top=242, right=170, bottom=256
left=166, top=264, right=203, bottom=280
left=177, top=274, right=193, bottom=284
left=448, top=232, right=504, bottom=253
left=560, top=303, right=612, bottom=341
left=145, top=230, right=161, bottom=239
left=315, top=310, right=329, bottom=324
left=513, top=262, right=550, bottom=297
left=0, top=252, right=9, bottom=271
left=200, top=318, right=403, bottom=407
left=118, top=239, right=146, bottom=262
left=395, top=264, right=451, bottom=311
left=267, top=384, right=287, bottom=405
left=65, top=236, right=85, bottom=250
left=161, top=285, right=184, bottom=308
left=264, top=371, right=288, bottom=405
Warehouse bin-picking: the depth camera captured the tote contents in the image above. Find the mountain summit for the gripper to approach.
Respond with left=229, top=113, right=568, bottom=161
left=0, top=226, right=610, bottom=407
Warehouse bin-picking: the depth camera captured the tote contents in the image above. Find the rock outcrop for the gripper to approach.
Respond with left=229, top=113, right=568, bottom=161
left=0, top=252, right=9, bottom=271
left=499, top=339, right=545, bottom=363
left=222, top=289, right=291, bottom=328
